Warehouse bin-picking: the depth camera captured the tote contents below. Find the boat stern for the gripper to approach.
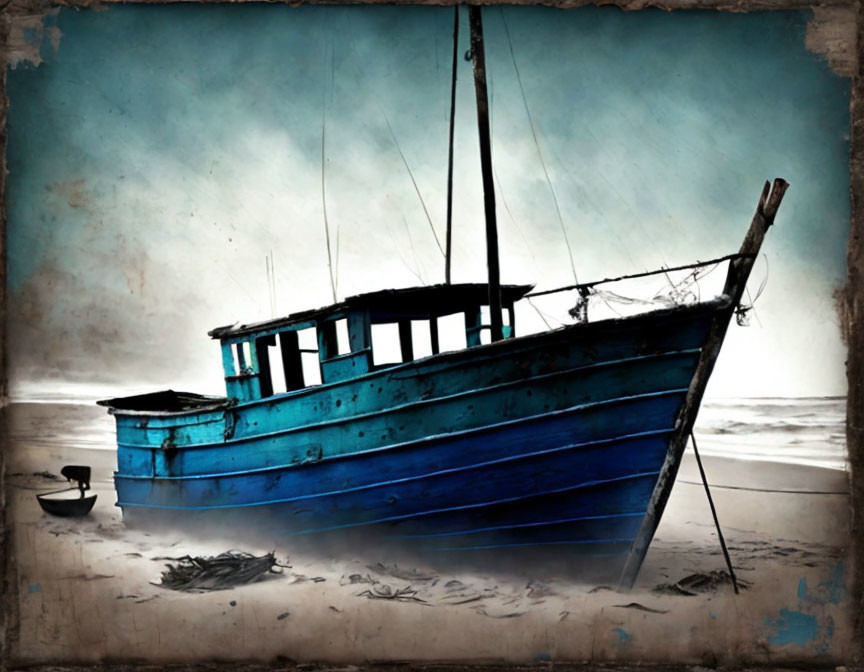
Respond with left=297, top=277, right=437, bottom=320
left=98, top=390, right=231, bottom=480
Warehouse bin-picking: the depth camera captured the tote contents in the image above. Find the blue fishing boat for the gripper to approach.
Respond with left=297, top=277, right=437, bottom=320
left=98, top=9, right=789, bottom=588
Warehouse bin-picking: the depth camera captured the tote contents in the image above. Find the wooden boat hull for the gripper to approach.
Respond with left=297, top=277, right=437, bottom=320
left=102, top=179, right=789, bottom=587
left=111, top=301, right=718, bottom=561
left=113, top=305, right=710, bottom=475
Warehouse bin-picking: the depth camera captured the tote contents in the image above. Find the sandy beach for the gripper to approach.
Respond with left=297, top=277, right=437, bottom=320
left=4, top=401, right=853, bottom=665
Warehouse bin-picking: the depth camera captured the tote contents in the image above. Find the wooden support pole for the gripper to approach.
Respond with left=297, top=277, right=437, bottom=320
left=398, top=320, right=414, bottom=362
left=255, top=336, right=274, bottom=398
left=279, top=331, right=304, bottom=391
left=445, top=6, right=459, bottom=285
left=469, top=6, right=503, bottom=342
left=430, top=318, right=440, bottom=355
left=617, top=178, right=789, bottom=591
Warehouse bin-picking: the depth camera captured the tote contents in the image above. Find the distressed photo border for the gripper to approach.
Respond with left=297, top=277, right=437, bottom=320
left=0, top=0, right=860, bottom=668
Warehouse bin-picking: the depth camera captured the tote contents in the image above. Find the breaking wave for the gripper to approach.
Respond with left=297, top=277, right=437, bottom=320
left=694, top=397, right=847, bottom=471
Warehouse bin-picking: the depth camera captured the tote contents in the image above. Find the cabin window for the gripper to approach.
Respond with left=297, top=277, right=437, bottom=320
left=302, top=352, right=322, bottom=385
left=371, top=323, right=402, bottom=365
left=255, top=334, right=287, bottom=396
left=411, top=320, right=433, bottom=359
left=318, top=317, right=352, bottom=359
left=297, top=326, right=318, bottom=352
left=273, top=331, right=301, bottom=391
left=253, top=335, right=275, bottom=397
left=504, top=306, right=514, bottom=338
left=269, top=336, right=288, bottom=392
left=235, top=342, right=253, bottom=375
left=437, top=313, right=467, bottom=353
left=335, top=318, right=351, bottom=356
left=298, top=327, right=322, bottom=386
left=481, top=305, right=513, bottom=327
left=478, top=305, right=513, bottom=344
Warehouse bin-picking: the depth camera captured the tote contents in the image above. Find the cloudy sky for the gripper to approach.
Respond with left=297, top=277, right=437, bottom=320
left=6, top=5, right=851, bottom=399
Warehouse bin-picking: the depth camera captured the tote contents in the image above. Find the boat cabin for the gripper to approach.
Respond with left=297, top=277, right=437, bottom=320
left=208, top=283, right=533, bottom=403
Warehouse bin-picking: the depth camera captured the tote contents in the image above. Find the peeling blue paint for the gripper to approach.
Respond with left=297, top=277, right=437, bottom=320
left=798, top=564, right=846, bottom=606
left=27, top=583, right=41, bottom=594
left=534, top=652, right=551, bottom=662
left=22, top=27, right=40, bottom=44
left=764, top=609, right=818, bottom=647
left=819, top=563, right=846, bottom=604
left=815, top=616, right=835, bottom=656
left=709, top=611, right=717, bottom=620
left=613, top=627, right=632, bottom=643
left=772, top=569, right=844, bottom=655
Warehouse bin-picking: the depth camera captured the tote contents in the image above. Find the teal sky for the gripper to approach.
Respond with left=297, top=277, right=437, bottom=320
left=6, top=5, right=851, bottom=398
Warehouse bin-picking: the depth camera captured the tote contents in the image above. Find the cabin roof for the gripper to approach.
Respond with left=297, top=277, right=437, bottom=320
left=208, top=283, right=534, bottom=340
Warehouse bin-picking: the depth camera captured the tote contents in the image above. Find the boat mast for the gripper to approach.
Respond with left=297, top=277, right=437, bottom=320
left=444, top=6, right=459, bottom=285
left=468, top=5, right=503, bottom=342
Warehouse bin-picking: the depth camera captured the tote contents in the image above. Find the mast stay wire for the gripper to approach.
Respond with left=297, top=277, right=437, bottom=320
left=499, top=8, right=578, bottom=285
left=321, top=47, right=337, bottom=304
left=327, top=19, right=450, bottom=277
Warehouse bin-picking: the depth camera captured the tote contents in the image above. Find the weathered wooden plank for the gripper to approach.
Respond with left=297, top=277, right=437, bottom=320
left=116, top=349, right=699, bottom=474
left=469, top=7, right=504, bottom=342
left=116, top=430, right=669, bottom=511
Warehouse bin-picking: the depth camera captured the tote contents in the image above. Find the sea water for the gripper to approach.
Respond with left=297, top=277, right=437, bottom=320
left=6, top=390, right=849, bottom=472
left=694, top=397, right=847, bottom=471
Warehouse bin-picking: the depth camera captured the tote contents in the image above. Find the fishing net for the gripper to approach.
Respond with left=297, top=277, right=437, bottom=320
left=570, top=263, right=715, bottom=323
left=561, top=255, right=768, bottom=326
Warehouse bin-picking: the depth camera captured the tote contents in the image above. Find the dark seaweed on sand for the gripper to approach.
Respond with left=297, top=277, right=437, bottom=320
left=654, top=570, right=751, bottom=596
left=156, top=551, right=284, bottom=592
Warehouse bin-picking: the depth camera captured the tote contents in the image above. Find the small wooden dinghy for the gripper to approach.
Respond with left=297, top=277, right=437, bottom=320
left=36, top=465, right=97, bottom=518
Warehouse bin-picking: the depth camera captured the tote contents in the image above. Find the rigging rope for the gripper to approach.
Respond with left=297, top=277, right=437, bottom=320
left=500, top=9, right=578, bottom=284
left=321, top=62, right=337, bottom=304
left=526, top=252, right=756, bottom=299
left=527, top=298, right=553, bottom=330
left=690, top=432, right=740, bottom=595
left=331, top=41, right=340, bottom=298
left=382, top=111, right=446, bottom=261
left=736, top=254, right=769, bottom=327
left=527, top=253, right=753, bottom=324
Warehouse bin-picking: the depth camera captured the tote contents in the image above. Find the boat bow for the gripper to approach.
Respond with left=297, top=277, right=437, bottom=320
left=617, top=177, right=789, bottom=590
